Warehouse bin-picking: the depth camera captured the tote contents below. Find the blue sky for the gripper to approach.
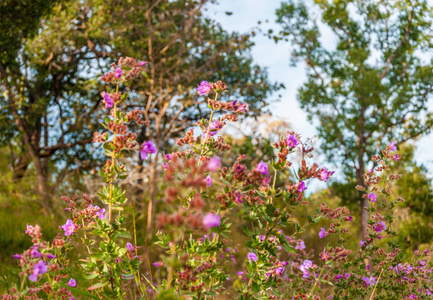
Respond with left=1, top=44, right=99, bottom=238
left=207, top=0, right=433, bottom=174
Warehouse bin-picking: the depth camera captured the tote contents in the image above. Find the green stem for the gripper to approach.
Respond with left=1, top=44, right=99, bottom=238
left=197, top=93, right=218, bottom=166
left=309, top=265, right=325, bottom=298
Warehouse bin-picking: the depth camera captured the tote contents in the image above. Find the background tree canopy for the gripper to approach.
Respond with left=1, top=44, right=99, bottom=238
left=0, top=0, right=281, bottom=205
left=275, top=0, right=433, bottom=239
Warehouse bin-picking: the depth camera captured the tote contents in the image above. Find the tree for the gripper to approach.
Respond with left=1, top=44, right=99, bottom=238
left=276, top=0, right=433, bottom=240
left=0, top=0, right=281, bottom=208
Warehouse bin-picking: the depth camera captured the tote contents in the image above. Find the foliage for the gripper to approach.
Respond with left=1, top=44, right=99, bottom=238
left=2, top=58, right=433, bottom=300
left=275, top=0, right=433, bottom=239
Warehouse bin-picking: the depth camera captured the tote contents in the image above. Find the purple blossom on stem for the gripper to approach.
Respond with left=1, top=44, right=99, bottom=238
left=360, top=240, right=366, bottom=248
left=247, top=252, right=258, bottom=262
left=30, top=246, right=42, bottom=258
left=319, top=228, right=326, bottom=239
left=140, top=140, right=157, bottom=160
left=297, top=181, right=307, bottom=192
left=153, top=262, right=163, bottom=267
left=373, top=221, right=387, bottom=233
left=320, top=168, right=335, bottom=182
left=138, top=61, right=147, bottom=66
left=96, top=208, right=106, bottom=220
left=126, top=242, right=134, bottom=251
left=115, top=67, right=122, bottom=78
left=394, top=154, right=400, bottom=161
left=295, top=240, right=305, bottom=250
left=12, top=254, right=21, bottom=259
left=389, top=142, right=397, bottom=151
left=202, top=213, right=221, bottom=228
left=299, top=260, right=313, bottom=278
left=103, top=93, right=113, bottom=109
left=205, top=175, right=212, bottom=187
left=207, top=157, right=221, bottom=172
left=68, top=278, right=77, bottom=287
left=62, top=219, right=76, bottom=236
left=257, top=161, right=269, bottom=175
left=368, top=192, right=377, bottom=202
left=286, top=134, right=299, bottom=148
left=197, top=81, right=211, bottom=95
left=29, top=260, right=48, bottom=282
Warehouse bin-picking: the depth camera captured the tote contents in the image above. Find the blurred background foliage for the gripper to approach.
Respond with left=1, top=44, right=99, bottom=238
left=1, top=0, right=433, bottom=294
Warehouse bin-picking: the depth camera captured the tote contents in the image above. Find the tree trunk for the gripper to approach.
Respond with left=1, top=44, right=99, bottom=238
left=12, top=152, right=31, bottom=182
left=356, top=155, right=368, bottom=241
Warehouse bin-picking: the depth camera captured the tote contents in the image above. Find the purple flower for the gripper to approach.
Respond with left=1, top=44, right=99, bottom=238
left=140, top=140, right=157, bottom=160
left=237, top=271, right=244, bottom=275
left=360, top=240, right=366, bottom=248
left=207, top=157, right=221, bottom=172
left=197, top=81, right=212, bottom=95
left=389, top=142, right=397, bottom=151
left=46, top=254, right=55, bottom=259
left=62, top=219, right=75, bottom=236
left=373, top=221, right=387, bottom=233
left=297, top=181, right=307, bottom=192
left=295, top=240, right=305, bottom=250
left=362, top=276, right=376, bottom=286
left=394, top=154, right=400, bottom=161
left=286, top=134, right=299, bottom=148
left=368, top=192, right=377, bottom=202
left=319, top=228, right=326, bottom=239
left=103, top=93, right=113, bottom=109
left=205, top=175, right=212, bottom=187
left=202, top=213, right=221, bottom=228
left=68, top=278, right=76, bottom=287
left=12, top=254, right=21, bottom=259
left=257, top=161, right=269, bottom=175
left=205, top=120, right=223, bottom=137
left=126, top=242, right=134, bottom=251
left=164, top=153, right=172, bottom=161
left=30, top=246, right=42, bottom=258
left=115, top=67, right=122, bottom=78
left=320, top=168, right=335, bottom=182
left=152, top=262, right=163, bottom=267
left=247, top=252, right=258, bottom=263
left=29, top=260, right=48, bottom=282
left=299, top=260, right=313, bottom=278
left=138, top=61, right=147, bottom=66
left=347, top=215, right=353, bottom=222
left=96, top=208, right=105, bottom=220
left=230, top=100, right=249, bottom=113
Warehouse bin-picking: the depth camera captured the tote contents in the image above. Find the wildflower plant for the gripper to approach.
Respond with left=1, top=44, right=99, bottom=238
left=2, top=58, right=433, bottom=300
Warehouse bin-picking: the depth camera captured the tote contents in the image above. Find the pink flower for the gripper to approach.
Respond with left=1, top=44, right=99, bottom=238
left=137, top=61, right=147, bottom=66
left=287, top=134, right=299, bottom=148
left=152, top=262, right=163, bottom=267
left=247, top=252, right=258, bottom=262
left=115, top=67, right=122, bottom=78
left=29, top=260, right=48, bottom=282
left=197, top=81, right=212, bottom=95
left=295, top=240, right=305, bottom=250
left=103, top=92, right=113, bottom=108
left=140, top=140, right=157, bottom=160
left=257, top=161, right=269, bottom=175
left=319, top=228, right=326, bottom=239
left=320, top=168, right=335, bottom=182
left=393, top=154, right=400, bottom=161
left=299, top=260, right=313, bottom=278
left=96, top=208, right=105, bottom=220
left=62, top=219, right=75, bottom=236
left=368, top=192, right=377, bottom=202
left=68, top=278, right=76, bottom=287
left=373, top=221, right=387, bottom=233
left=297, top=181, right=307, bottom=192
left=205, top=175, right=212, bottom=187
left=126, top=242, right=134, bottom=251
left=207, top=157, right=221, bottom=172
left=389, top=142, right=397, bottom=151
left=202, top=213, right=221, bottom=228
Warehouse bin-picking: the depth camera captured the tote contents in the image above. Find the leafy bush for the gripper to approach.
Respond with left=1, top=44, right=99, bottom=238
left=2, top=57, right=432, bottom=300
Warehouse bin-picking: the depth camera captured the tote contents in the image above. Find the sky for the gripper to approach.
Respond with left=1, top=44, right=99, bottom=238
left=206, top=0, right=433, bottom=176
